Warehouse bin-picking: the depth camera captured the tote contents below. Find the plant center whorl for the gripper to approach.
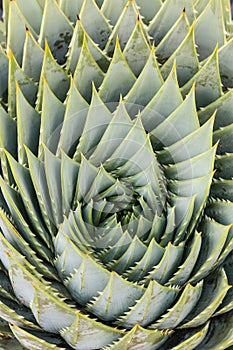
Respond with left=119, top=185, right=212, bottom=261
left=72, top=124, right=168, bottom=253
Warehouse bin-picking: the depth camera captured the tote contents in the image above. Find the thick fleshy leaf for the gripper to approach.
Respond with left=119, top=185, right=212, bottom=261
left=160, top=25, right=199, bottom=86
left=99, top=38, right=136, bottom=104
left=57, top=77, right=89, bottom=157
left=7, top=0, right=27, bottom=65
left=155, top=10, right=190, bottom=64
left=103, top=324, right=169, bottom=350
left=38, top=0, right=73, bottom=63
left=88, top=272, right=144, bottom=321
left=16, top=85, right=40, bottom=164
left=36, top=42, right=70, bottom=110
left=195, top=0, right=226, bottom=60
left=123, top=17, right=151, bottom=77
left=150, top=85, right=199, bottom=150
left=10, top=324, right=66, bottom=350
left=60, top=313, right=123, bottom=350
left=104, top=0, right=139, bottom=55
left=31, top=284, right=77, bottom=333
left=8, top=49, right=38, bottom=118
left=118, top=280, right=179, bottom=328
left=152, top=282, right=203, bottom=329
left=0, top=105, right=17, bottom=157
left=181, top=47, right=223, bottom=108
left=141, top=63, right=183, bottom=132
left=0, top=45, right=9, bottom=99
left=190, top=219, right=231, bottom=283
left=38, top=79, right=65, bottom=156
left=74, top=86, right=112, bottom=160
left=14, top=0, right=43, bottom=35
left=73, top=36, right=105, bottom=102
left=148, top=0, right=194, bottom=44
left=125, top=47, right=163, bottom=116
left=80, top=0, right=112, bottom=50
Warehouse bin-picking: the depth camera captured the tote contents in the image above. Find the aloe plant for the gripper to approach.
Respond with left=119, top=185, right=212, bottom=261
left=0, top=0, right=233, bottom=349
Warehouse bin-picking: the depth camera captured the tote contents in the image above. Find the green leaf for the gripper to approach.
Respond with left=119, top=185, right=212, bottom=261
left=136, top=0, right=162, bottom=25
left=143, top=242, right=184, bottom=285
left=195, top=311, right=233, bottom=349
left=124, top=238, right=165, bottom=282
left=66, top=19, right=110, bottom=74
left=74, top=85, right=112, bottom=160
left=101, top=0, right=127, bottom=26
left=8, top=49, right=38, bottom=118
left=16, top=84, right=40, bottom=164
left=7, top=0, right=27, bottom=65
left=104, top=117, right=148, bottom=171
left=0, top=296, right=39, bottom=330
left=61, top=152, right=80, bottom=217
left=152, top=282, right=203, bottom=329
left=0, top=219, right=56, bottom=281
left=210, top=179, right=233, bottom=201
left=214, top=123, right=233, bottom=155
left=123, top=17, right=151, bottom=77
left=44, top=147, right=63, bottom=226
left=168, top=172, right=214, bottom=233
left=219, top=37, right=233, bottom=88
left=36, top=42, right=70, bottom=110
left=195, top=0, right=226, bottom=60
left=141, top=63, right=183, bottom=132
left=164, top=323, right=209, bottom=350
left=0, top=106, right=17, bottom=157
left=148, top=0, right=194, bottom=44
left=31, top=284, right=77, bottom=333
left=155, top=10, right=189, bottom=64
left=181, top=46, right=223, bottom=108
left=150, top=85, right=199, bottom=150
left=0, top=177, right=53, bottom=262
left=99, top=38, right=136, bottom=104
left=73, top=36, right=105, bottom=102
left=26, top=147, right=56, bottom=234
left=215, top=153, right=233, bottom=179
left=88, top=271, right=144, bottom=321
left=164, top=145, right=217, bottom=181
left=10, top=324, right=66, bottom=350
left=60, top=313, right=123, bottom=349
left=59, top=0, right=83, bottom=22
left=169, top=232, right=202, bottom=285
left=118, top=280, right=179, bottom=328
left=198, top=87, right=233, bottom=130
left=15, top=0, right=43, bottom=35
left=57, top=77, right=88, bottom=157
left=5, top=151, right=52, bottom=249
left=104, top=0, right=139, bottom=55
left=125, top=46, right=163, bottom=117
left=38, top=79, right=65, bottom=157
left=38, top=0, right=73, bottom=63
left=0, top=45, right=9, bottom=99
left=103, top=324, right=169, bottom=350
left=181, top=269, right=231, bottom=328
left=89, top=100, right=133, bottom=166
left=157, top=113, right=214, bottom=165
left=80, top=0, right=112, bottom=50
left=108, top=236, right=147, bottom=274
left=161, top=25, right=199, bottom=86
left=22, top=29, right=44, bottom=83
left=190, top=218, right=231, bottom=283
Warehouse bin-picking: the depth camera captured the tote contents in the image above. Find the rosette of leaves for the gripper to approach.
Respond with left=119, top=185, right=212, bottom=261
left=0, top=0, right=233, bottom=349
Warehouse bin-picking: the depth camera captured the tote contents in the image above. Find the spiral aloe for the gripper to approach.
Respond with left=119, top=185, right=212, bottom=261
left=0, top=0, right=233, bottom=349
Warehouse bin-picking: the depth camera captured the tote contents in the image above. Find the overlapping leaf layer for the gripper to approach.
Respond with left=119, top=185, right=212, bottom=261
left=0, top=0, right=233, bottom=349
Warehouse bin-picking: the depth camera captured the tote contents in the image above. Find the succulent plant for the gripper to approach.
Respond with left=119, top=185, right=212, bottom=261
left=0, top=0, right=233, bottom=349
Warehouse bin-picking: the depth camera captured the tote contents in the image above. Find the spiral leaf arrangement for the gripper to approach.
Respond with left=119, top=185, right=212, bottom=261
left=0, top=0, right=233, bottom=349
